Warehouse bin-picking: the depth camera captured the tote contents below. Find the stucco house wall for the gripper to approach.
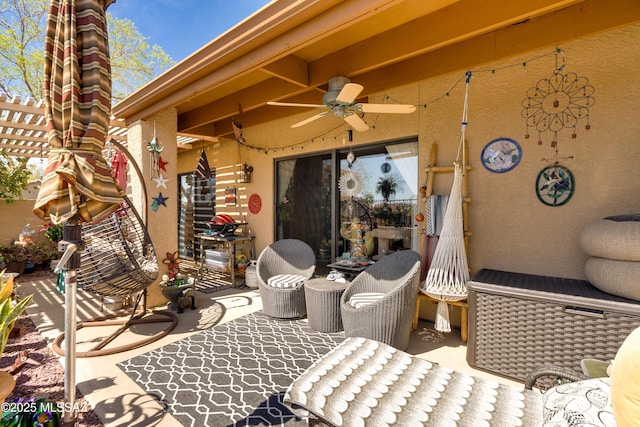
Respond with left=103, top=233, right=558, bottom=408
left=178, top=23, right=640, bottom=280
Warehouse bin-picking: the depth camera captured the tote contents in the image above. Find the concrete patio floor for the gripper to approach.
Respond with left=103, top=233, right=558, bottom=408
left=15, top=274, right=522, bottom=426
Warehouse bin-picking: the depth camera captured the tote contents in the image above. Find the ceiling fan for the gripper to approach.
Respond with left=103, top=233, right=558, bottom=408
left=267, top=76, right=416, bottom=132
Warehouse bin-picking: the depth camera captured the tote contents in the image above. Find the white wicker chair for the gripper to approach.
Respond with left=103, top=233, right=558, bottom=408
left=256, top=239, right=316, bottom=319
left=340, top=250, right=421, bottom=350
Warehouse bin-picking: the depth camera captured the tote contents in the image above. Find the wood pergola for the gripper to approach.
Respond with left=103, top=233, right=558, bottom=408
left=0, top=92, right=204, bottom=159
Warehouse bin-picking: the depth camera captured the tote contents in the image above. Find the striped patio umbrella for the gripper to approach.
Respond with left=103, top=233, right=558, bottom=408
left=33, top=0, right=122, bottom=225
left=32, top=0, right=121, bottom=423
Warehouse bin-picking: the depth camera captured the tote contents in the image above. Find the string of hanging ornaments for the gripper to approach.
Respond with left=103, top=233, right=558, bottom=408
left=236, top=47, right=568, bottom=154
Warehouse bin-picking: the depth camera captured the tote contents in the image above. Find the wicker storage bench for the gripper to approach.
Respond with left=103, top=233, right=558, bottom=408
left=467, top=268, right=640, bottom=381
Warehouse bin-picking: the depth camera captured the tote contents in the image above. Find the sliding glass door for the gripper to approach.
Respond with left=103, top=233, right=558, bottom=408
left=275, top=137, right=418, bottom=270
left=338, top=139, right=418, bottom=258
left=276, top=153, right=333, bottom=266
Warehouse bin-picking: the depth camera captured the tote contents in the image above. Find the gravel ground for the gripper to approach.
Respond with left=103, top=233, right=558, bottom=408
left=2, top=270, right=103, bottom=426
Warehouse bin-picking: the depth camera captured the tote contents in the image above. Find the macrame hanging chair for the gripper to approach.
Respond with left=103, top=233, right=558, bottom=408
left=420, top=72, right=472, bottom=333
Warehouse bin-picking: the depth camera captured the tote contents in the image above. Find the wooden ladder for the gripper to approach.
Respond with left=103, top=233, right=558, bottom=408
left=412, top=142, right=472, bottom=342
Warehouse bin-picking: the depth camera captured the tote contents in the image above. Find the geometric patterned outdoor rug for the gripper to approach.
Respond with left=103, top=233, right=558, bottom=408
left=118, top=312, right=345, bottom=426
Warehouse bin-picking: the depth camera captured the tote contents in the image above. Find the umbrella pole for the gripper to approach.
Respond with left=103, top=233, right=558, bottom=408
left=58, top=215, right=83, bottom=425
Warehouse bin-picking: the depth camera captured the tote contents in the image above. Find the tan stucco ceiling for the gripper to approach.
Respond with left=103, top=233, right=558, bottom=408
left=112, top=0, right=640, bottom=142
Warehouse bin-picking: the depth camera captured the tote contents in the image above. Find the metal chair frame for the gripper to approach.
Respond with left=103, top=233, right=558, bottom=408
left=52, top=142, right=177, bottom=357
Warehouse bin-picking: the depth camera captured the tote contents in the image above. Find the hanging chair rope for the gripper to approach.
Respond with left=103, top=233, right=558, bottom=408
left=420, top=71, right=472, bottom=333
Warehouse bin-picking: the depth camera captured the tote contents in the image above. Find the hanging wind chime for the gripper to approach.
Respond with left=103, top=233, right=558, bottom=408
left=147, top=121, right=164, bottom=179
left=521, top=49, right=595, bottom=207
left=338, top=130, right=362, bottom=197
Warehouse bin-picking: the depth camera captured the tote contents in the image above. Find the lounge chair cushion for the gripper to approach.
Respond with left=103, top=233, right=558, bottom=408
left=267, top=274, right=306, bottom=289
left=542, top=377, right=615, bottom=426
left=284, top=337, right=544, bottom=426
left=347, top=292, right=385, bottom=308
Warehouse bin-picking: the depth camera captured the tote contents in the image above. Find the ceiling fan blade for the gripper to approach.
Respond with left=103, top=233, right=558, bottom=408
left=268, top=101, right=327, bottom=109
left=291, top=111, right=330, bottom=128
left=359, top=103, right=416, bottom=114
left=344, top=113, right=369, bottom=132
left=336, top=83, right=364, bottom=104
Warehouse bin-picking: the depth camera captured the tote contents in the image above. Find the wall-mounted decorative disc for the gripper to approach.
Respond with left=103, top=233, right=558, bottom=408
left=535, top=164, right=575, bottom=207
left=481, top=137, right=522, bottom=173
left=248, top=193, right=262, bottom=214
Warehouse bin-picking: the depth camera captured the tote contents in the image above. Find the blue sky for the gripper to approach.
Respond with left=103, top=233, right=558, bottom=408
left=109, top=0, right=271, bottom=62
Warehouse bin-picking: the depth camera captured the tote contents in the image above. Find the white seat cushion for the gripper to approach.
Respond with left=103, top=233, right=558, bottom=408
left=267, top=274, right=306, bottom=289
left=348, top=292, right=385, bottom=308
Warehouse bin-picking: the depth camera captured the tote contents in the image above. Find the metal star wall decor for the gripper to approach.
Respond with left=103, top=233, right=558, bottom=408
left=151, top=192, right=169, bottom=211
left=153, top=173, right=169, bottom=189
left=158, top=156, right=169, bottom=172
left=521, top=67, right=595, bottom=148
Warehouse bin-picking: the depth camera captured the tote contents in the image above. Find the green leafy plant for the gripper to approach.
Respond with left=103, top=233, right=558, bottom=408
left=1, top=397, right=61, bottom=427
left=0, top=272, right=33, bottom=355
left=0, top=245, right=30, bottom=263
left=40, top=223, right=63, bottom=244
left=26, top=242, right=56, bottom=265
left=0, top=153, right=31, bottom=205
left=376, top=176, right=397, bottom=203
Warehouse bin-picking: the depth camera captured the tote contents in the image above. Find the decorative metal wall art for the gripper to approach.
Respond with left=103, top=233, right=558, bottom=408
left=521, top=63, right=595, bottom=147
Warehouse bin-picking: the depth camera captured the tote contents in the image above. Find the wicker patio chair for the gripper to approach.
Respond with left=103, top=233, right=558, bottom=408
left=340, top=250, right=421, bottom=350
left=256, top=239, right=316, bottom=319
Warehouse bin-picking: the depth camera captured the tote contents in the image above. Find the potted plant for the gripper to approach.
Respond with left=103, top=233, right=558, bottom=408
left=40, top=223, right=63, bottom=246
left=159, top=272, right=196, bottom=313
left=159, top=252, right=195, bottom=313
left=40, top=223, right=64, bottom=267
left=0, top=245, right=29, bottom=275
left=27, top=242, right=56, bottom=268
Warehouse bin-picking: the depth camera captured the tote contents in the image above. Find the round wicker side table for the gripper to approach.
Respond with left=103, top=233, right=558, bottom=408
left=305, top=278, right=348, bottom=333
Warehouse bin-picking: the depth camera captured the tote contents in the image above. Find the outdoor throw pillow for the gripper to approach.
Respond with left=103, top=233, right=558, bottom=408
left=611, top=326, right=640, bottom=427
left=348, top=292, right=385, bottom=308
left=542, top=377, right=615, bottom=426
left=267, top=274, right=305, bottom=288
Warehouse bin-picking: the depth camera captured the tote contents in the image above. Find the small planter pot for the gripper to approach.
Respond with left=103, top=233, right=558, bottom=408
left=103, top=296, right=124, bottom=311
left=160, top=283, right=196, bottom=313
left=23, top=262, right=35, bottom=274
left=5, top=261, right=26, bottom=275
